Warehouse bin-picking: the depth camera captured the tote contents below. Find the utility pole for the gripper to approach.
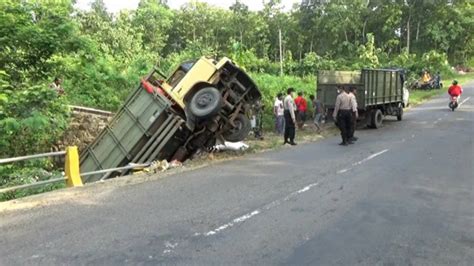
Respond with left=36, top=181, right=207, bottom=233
left=279, top=28, right=283, bottom=76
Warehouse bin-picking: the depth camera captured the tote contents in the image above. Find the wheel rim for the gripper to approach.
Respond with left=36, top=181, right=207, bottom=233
left=376, top=111, right=383, bottom=125
left=229, top=119, right=243, bottom=134
left=196, top=92, right=214, bottom=108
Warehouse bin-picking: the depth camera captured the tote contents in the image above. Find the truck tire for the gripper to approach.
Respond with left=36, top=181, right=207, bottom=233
left=397, top=107, right=403, bottom=121
left=371, top=109, right=383, bottom=129
left=189, top=87, right=222, bottom=119
left=223, top=113, right=251, bottom=142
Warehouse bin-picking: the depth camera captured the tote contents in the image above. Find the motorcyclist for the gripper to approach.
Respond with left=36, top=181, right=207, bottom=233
left=448, top=80, right=463, bottom=99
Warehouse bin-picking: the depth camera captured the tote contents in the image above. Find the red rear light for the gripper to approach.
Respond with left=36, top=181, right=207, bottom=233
left=141, top=79, right=155, bottom=94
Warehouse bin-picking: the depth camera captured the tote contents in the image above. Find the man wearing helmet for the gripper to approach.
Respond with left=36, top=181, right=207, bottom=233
left=448, top=80, right=463, bottom=99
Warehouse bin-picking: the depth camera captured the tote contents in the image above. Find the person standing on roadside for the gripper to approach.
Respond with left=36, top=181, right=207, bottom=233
left=274, top=93, right=285, bottom=135
left=294, top=92, right=307, bottom=129
left=283, top=88, right=297, bottom=145
left=348, top=87, right=359, bottom=142
left=310, top=95, right=324, bottom=133
left=251, top=100, right=265, bottom=140
left=333, top=87, right=357, bottom=146
left=49, top=77, right=65, bottom=96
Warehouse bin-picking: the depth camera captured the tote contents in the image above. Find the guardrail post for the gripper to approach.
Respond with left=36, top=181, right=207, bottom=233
left=65, top=146, right=83, bottom=187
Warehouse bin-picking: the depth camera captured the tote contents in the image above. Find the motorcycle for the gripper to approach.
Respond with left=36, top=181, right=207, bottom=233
left=449, top=96, right=459, bottom=111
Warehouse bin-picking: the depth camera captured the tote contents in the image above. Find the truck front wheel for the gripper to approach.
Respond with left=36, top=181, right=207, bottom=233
left=223, top=114, right=251, bottom=142
left=189, top=87, right=222, bottom=119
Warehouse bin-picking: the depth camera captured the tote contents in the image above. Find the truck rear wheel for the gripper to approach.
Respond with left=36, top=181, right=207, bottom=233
left=189, top=87, right=222, bottom=119
left=223, top=114, right=251, bottom=142
left=397, top=107, right=403, bottom=121
left=371, top=109, right=383, bottom=129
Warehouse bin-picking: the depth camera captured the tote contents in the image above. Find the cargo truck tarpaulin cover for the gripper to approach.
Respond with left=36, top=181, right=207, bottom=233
left=317, top=69, right=410, bottom=129
left=80, top=57, right=262, bottom=183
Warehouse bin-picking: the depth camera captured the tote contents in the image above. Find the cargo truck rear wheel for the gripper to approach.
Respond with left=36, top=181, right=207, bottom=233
left=397, top=107, right=403, bottom=121
left=223, top=114, right=251, bottom=142
left=371, top=109, right=383, bottom=128
left=189, top=87, right=222, bottom=119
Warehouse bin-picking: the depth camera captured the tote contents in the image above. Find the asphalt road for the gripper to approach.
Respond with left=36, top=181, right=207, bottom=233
left=1, top=83, right=473, bottom=265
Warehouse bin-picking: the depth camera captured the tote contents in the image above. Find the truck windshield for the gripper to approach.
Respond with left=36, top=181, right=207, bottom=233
left=167, top=60, right=196, bottom=87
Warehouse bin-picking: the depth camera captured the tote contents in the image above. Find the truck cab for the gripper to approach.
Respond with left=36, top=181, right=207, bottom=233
left=148, top=56, right=261, bottom=143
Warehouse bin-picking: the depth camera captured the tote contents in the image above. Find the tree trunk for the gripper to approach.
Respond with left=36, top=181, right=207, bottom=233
left=406, top=13, right=411, bottom=53
left=279, top=28, right=283, bottom=76
left=416, top=20, right=420, bottom=41
left=362, top=19, right=368, bottom=43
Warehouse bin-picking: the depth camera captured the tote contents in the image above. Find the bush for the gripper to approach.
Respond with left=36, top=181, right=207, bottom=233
left=0, top=85, right=70, bottom=157
left=0, top=160, right=65, bottom=202
left=0, top=76, right=70, bottom=201
left=388, top=49, right=452, bottom=79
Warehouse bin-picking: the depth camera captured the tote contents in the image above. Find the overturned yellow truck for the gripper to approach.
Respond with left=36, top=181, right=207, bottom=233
left=80, top=57, right=261, bottom=183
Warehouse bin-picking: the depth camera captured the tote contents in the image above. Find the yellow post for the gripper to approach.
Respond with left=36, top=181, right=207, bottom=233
left=65, top=146, right=83, bottom=187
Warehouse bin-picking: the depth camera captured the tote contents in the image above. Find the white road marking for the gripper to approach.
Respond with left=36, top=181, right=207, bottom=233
left=459, top=97, right=471, bottom=107
left=201, top=182, right=320, bottom=237
left=296, top=183, right=318, bottom=194
left=337, top=169, right=349, bottom=174
left=352, top=149, right=389, bottom=166
left=204, top=210, right=261, bottom=236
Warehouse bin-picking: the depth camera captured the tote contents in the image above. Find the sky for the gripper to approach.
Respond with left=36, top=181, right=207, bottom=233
left=75, top=0, right=301, bottom=13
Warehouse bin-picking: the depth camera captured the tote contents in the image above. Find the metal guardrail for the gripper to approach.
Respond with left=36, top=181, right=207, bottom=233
left=69, top=105, right=113, bottom=116
left=0, top=147, right=152, bottom=196
left=81, top=163, right=150, bottom=178
left=0, top=151, right=66, bottom=164
left=0, top=147, right=83, bottom=194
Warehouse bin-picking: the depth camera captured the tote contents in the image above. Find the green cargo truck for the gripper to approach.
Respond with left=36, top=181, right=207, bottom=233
left=317, top=69, right=409, bottom=128
left=80, top=57, right=261, bottom=183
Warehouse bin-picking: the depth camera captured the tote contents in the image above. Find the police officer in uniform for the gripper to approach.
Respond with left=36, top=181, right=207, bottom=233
left=283, top=88, right=297, bottom=145
left=348, top=87, right=359, bottom=142
left=333, top=87, right=358, bottom=146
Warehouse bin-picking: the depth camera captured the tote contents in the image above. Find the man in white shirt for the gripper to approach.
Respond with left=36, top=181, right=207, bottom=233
left=283, top=88, right=297, bottom=145
left=274, top=93, right=285, bottom=135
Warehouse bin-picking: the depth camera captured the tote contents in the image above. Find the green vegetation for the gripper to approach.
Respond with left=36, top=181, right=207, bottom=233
left=410, top=73, right=474, bottom=105
left=0, top=0, right=472, bottom=199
